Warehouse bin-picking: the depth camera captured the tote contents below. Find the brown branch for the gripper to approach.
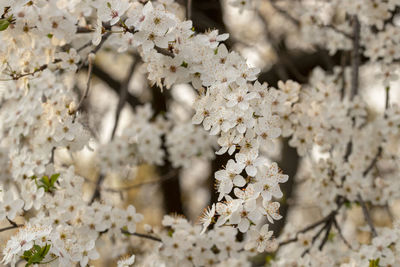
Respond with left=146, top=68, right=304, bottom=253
left=121, top=229, right=162, bottom=242
left=357, top=194, right=377, bottom=237
left=278, top=200, right=343, bottom=247
left=318, top=219, right=333, bottom=250
left=362, top=147, right=382, bottom=177
left=1, top=218, right=23, bottom=232
left=103, top=170, right=178, bottom=193
left=9, top=59, right=61, bottom=80
left=323, top=24, right=353, bottom=39
left=187, top=0, right=192, bottom=20
left=91, top=64, right=141, bottom=109
left=269, top=0, right=300, bottom=26
left=9, top=31, right=110, bottom=81
left=110, top=55, right=139, bottom=140
left=0, top=225, right=22, bottom=233
left=333, top=217, right=352, bottom=249
left=118, top=22, right=175, bottom=57
left=269, top=0, right=352, bottom=39
left=90, top=174, right=105, bottom=204
left=350, top=15, right=360, bottom=100
left=76, top=26, right=94, bottom=33
left=6, top=217, right=18, bottom=227
left=75, top=53, right=95, bottom=113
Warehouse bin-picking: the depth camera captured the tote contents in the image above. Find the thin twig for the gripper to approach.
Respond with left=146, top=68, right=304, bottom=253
left=90, top=174, right=105, bottom=204
left=9, top=59, right=61, bottom=80
left=350, top=15, right=360, bottom=100
left=75, top=53, right=95, bottom=113
left=385, top=86, right=390, bottom=111
left=269, top=1, right=352, bottom=39
left=110, top=55, right=139, bottom=140
left=187, top=0, right=192, bottom=20
left=103, top=170, right=178, bottom=193
left=121, top=229, right=162, bottom=242
left=357, top=194, right=378, bottom=237
left=118, top=22, right=175, bottom=57
left=6, top=217, right=18, bottom=227
left=333, top=218, right=352, bottom=249
left=91, top=64, right=141, bottom=108
left=1, top=218, right=23, bottom=232
left=0, top=225, right=22, bottom=233
left=50, top=146, right=56, bottom=164
left=76, top=26, right=94, bottom=33
left=279, top=202, right=343, bottom=247
left=340, top=51, right=347, bottom=100
left=318, top=220, right=333, bottom=250
left=362, top=147, right=382, bottom=177
left=269, top=0, right=300, bottom=26
left=323, top=24, right=353, bottom=39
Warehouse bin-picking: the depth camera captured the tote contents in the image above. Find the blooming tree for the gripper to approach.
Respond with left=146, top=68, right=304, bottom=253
left=0, top=0, right=400, bottom=266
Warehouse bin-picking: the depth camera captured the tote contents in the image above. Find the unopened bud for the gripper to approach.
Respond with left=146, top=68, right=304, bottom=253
left=88, top=53, right=96, bottom=63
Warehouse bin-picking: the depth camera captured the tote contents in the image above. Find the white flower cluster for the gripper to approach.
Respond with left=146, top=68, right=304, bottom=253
left=98, top=104, right=165, bottom=175
left=166, top=121, right=216, bottom=168
left=157, top=215, right=251, bottom=266
left=0, top=0, right=289, bottom=265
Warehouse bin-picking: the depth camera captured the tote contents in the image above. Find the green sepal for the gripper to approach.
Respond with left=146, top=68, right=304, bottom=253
left=0, top=19, right=10, bottom=31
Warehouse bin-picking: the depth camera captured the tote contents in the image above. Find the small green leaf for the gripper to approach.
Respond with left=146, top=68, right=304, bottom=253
left=50, top=173, right=60, bottom=186
left=41, top=175, right=50, bottom=185
left=23, top=244, right=51, bottom=267
left=167, top=229, right=174, bottom=237
left=180, top=61, right=188, bottom=68
left=0, top=19, right=10, bottom=31
left=369, top=258, right=380, bottom=267
left=41, top=244, right=51, bottom=258
left=265, top=253, right=275, bottom=265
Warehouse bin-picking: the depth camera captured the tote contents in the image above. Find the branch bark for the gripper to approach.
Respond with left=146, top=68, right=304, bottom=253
left=350, top=15, right=360, bottom=100
left=110, top=55, right=139, bottom=140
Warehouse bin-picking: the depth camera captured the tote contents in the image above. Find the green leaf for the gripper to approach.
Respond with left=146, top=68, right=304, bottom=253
left=180, top=61, right=188, bottom=68
left=22, top=244, right=51, bottom=267
left=0, top=19, right=10, bottom=31
left=40, top=244, right=51, bottom=258
left=265, top=253, right=275, bottom=265
left=36, top=173, right=59, bottom=192
left=369, top=258, right=380, bottom=267
left=50, top=173, right=60, bottom=186
left=344, top=200, right=352, bottom=208
left=41, top=175, right=50, bottom=185
left=167, top=229, right=174, bottom=237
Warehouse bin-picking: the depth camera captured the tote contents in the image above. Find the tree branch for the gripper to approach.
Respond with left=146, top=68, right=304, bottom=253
left=357, top=194, right=377, bottom=237
left=278, top=200, right=343, bottom=247
left=90, top=174, right=105, bottom=204
left=91, top=64, right=141, bottom=108
left=110, top=55, right=139, bottom=140
left=121, top=229, right=162, bottom=242
left=350, top=15, right=360, bottom=100
left=75, top=53, right=95, bottom=114
left=187, top=0, right=192, bottom=20
left=0, top=224, right=22, bottom=233
left=103, top=170, right=178, bottom=193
